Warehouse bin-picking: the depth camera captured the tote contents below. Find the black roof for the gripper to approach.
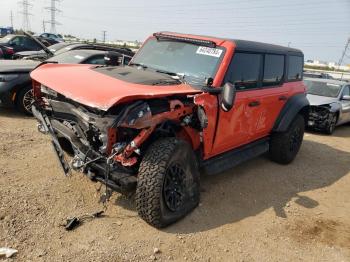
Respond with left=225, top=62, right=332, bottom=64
left=230, top=39, right=303, bottom=56
left=158, top=32, right=303, bottom=56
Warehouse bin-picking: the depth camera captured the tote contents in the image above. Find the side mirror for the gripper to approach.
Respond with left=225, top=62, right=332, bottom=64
left=342, top=95, right=350, bottom=101
left=221, top=82, right=236, bottom=112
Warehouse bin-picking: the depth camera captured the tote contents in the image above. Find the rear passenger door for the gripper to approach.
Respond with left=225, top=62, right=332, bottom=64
left=255, top=54, right=289, bottom=136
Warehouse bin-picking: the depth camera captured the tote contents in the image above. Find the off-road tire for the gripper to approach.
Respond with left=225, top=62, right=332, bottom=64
left=324, top=113, right=337, bottom=135
left=16, top=86, right=33, bottom=115
left=135, top=137, right=200, bottom=228
left=269, top=114, right=305, bottom=165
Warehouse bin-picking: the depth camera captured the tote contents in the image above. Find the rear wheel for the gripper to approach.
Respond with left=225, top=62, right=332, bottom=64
left=16, top=86, right=33, bottom=115
left=135, top=138, right=200, bottom=228
left=269, top=114, right=305, bottom=164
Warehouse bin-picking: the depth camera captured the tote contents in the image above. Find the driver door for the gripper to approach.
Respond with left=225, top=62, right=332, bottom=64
left=211, top=52, right=265, bottom=155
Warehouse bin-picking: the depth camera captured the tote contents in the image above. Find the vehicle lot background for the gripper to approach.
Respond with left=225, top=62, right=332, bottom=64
left=0, top=108, right=349, bottom=261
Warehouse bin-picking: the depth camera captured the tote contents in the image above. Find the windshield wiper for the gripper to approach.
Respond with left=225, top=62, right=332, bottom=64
left=155, top=69, right=178, bottom=76
left=129, top=62, right=147, bottom=69
left=155, top=70, right=188, bottom=84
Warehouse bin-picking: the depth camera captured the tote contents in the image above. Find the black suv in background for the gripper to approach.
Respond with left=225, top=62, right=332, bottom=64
left=0, top=48, right=134, bottom=114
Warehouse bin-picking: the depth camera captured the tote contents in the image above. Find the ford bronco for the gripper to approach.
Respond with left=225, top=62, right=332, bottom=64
left=31, top=32, right=309, bottom=228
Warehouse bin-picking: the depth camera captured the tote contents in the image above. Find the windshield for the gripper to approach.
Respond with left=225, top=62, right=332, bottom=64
left=49, top=42, right=70, bottom=53
left=47, top=50, right=88, bottom=63
left=304, top=80, right=342, bottom=98
left=54, top=44, right=81, bottom=55
left=0, top=36, right=12, bottom=43
left=131, top=38, right=224, bottom=84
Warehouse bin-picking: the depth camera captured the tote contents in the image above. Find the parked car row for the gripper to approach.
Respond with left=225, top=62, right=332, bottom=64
left=0, top=33, right=135, bottom=114
left=0, top=33, right=53, bottom=59
left=0, top=27, right=15, bottom=37
left=1, top=31, right=349, bottom=229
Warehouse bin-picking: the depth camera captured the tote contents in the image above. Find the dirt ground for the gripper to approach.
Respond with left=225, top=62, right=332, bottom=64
left=0, top=107, right=349, bottom=262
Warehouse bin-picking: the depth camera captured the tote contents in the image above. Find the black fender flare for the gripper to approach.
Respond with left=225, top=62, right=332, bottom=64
left=273, top=93, right=309, bottom=132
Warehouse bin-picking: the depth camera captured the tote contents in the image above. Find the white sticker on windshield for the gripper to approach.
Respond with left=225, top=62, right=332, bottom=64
left=74, top=55, right=85, bottom=59
left=196, top=46, right=222, bottom=57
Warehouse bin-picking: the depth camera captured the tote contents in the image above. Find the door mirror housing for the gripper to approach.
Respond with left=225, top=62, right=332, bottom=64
left=342, top=95, right=350, bottom=101
left=221, top=82, right=236, bottom=112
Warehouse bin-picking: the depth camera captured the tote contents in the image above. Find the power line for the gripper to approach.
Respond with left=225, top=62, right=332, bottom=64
left=68, top=0, right=347, bottom=11
left=45, top=0, right=62, bottom=33
left=18, top=0, right=33, bottom=31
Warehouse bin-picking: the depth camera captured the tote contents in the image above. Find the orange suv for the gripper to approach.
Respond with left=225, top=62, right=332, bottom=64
left=31, top=32, right=309, bottom=228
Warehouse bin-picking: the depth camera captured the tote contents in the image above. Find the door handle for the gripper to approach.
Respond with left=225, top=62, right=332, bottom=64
left=248, top=101, right=260, bottom=107
left=278, top=95, right=288, bottom=101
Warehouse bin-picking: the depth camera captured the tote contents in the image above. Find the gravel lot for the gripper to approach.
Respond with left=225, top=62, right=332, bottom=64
left=0, top=108, right=349, bottom=261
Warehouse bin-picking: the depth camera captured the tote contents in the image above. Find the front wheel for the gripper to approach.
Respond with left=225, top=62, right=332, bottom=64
left=269, top=115, right=305, bottom=165
left=324, top=113, right=337, bottom=135
left=16, top=86, right=34, bottom=115
left=135, top=138, right=200, bottom=228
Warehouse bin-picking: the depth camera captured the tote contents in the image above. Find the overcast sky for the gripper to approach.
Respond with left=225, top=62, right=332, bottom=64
left=1, top=0, right=349, bottom=63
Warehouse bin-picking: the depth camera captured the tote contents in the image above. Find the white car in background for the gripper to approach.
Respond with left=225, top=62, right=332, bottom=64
left=304, top=78, right=350, bottom=134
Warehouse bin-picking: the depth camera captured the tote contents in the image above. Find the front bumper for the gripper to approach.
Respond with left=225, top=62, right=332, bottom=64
left=307, top=106, right=333, bottom=130
left=32, top=104, right=137, bottom=193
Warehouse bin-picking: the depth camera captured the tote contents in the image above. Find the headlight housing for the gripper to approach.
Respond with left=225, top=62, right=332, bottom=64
left=0, top=74, right=19, bottom=82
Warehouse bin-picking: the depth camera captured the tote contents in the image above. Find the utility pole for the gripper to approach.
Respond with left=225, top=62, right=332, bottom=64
left=45, top=0, right=62, bottom=34
left=102, top=30, right=107, bottom=43
left=18, top=0, right=33, bottom=31
left=10, top=11, right=14, bottom=28
left=338, top=37, right=350, bottom=67
left=42, top=20, right=46, bottom=32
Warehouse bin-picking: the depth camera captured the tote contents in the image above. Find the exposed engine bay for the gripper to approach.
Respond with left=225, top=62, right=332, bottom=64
left=308, top=105, right=336, bottom=131
left=32, top=85, right=206, bottom=193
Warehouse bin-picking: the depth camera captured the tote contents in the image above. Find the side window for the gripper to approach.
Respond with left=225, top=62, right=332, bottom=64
left=9, top=36, right=21, bottom=46
left=342, top=86, right=350, bottom=97
left=226, top=52, right=262, bottom=90
left=24, top=38, right=41, bottom=50
left=123, top=56, right=132, bottom=65
left=84, top=55, right=106, bottom=65
left=263, top=54, right=284, bottom=87
left=288, top=55, right=303, bottom=81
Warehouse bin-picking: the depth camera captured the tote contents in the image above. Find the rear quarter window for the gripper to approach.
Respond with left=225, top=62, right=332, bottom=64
left=288, top=55, right=303, bottom=81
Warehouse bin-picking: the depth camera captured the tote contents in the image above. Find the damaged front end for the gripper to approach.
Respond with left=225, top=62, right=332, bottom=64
left=307, top=104, right=336, bottom=131
left=32, top=82, right=202, bottom=193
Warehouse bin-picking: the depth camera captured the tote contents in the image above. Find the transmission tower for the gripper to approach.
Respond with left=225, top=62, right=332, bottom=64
left=45, top=0, right=62, bottom=33
left=18, top=0, right=33, bottom=31
left=10, top=11, right=14, bottom=28
left=338, top=37, right=350, bottom=67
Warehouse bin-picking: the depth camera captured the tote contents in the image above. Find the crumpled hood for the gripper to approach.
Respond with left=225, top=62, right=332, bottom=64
left=0, top=60, right=40, bottom=73
left=307, top=94, right=338, bottom=106
left=30, top=64, right=201, bottom=111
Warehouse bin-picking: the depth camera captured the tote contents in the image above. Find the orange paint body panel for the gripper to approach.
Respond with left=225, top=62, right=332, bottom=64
left=30, top=63, right=201, bottom=111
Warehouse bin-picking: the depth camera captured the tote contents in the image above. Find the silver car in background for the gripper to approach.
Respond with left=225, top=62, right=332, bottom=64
left=304, top=78, right=350, bottom=134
